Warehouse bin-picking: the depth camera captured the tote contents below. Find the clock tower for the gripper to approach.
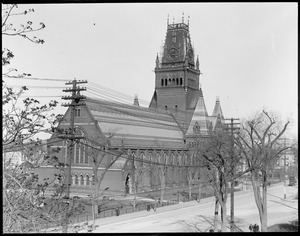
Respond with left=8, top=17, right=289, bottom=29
left=149, top=16, right=201, bottom=133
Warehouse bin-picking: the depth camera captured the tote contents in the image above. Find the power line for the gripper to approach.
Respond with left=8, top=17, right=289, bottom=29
left=4, top=77, right=222, bottom=129
left=7, top=85, right=65, bottom=89
left=2, top=75, right=70, bottom=82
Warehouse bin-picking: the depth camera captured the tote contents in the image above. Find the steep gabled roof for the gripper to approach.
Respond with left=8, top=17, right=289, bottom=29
left=210, top=97, right=225, bottom=130
left=212, top=97, right=224, bottom=119
left=185, top=88, right=209, bottom=136
left=85, top=97, right=185, bottom=149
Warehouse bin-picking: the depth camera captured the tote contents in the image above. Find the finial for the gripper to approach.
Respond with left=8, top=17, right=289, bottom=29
left=173, top=17, right=175, bottom=24
left=182, top=12, right=184, bottom=23
left=216, top=96, right=220, bottom=102
left=134, top=94, right=139, bottom=106
left=188, top=15, right=190, bottom=27
left=167, top=14, right=169, bottom=26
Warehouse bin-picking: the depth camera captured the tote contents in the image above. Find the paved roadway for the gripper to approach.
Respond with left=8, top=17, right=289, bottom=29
left=85, top=183, right=298, bottom=233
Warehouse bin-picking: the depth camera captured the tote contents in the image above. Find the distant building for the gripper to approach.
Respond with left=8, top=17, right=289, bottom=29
left=3, top=140, right=47, bottom=168
left=35, top=17, right=225, bottom=197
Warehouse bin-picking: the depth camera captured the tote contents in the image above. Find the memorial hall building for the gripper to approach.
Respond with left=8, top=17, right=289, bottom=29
left=36, top=18, right=225, bottom=197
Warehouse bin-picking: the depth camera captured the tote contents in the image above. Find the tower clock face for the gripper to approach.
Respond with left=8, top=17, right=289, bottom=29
left=167, top=48, right=178, bottom=60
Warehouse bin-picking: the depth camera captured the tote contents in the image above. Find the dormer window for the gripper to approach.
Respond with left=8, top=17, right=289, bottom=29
left=193, top=121, right=200, bottom=134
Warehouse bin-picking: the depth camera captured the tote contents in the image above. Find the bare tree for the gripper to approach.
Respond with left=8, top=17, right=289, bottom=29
left=195, top=131, right=250, bottom=232
left=80, top=136, right=124, bottom=222
left=131, top=163, right=147, bottom=211
left=186, top=156, right=200, bottom=201
left=2, top=4, right=89, bottom=233
left=235, top=110, right=290, bottom=232
left=2, top=4, right=45, bottom=78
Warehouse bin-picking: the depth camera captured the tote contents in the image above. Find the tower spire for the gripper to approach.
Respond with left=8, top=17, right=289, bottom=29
left=167, top=14, right=169, bottom=26
left=182, top=12, right=184, bottom=23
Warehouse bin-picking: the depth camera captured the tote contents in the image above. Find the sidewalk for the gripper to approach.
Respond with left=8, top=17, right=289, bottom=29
left=46, top=182, right=298, bottom=233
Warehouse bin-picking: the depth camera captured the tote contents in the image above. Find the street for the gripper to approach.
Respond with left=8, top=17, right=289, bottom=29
left=83, top=183, right=298, bottom=232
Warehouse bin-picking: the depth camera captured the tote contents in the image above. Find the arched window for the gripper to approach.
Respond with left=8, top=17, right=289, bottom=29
left=91, top=174, right=95, bottom=185
left=168, top=78, right=171, bottom=85
left=140, top=152, right=145, bottom=167
left=74, top=174, right=78, bottom=185
left=84, top=151, right=88, bottom=164
left=165, top=105, right=168, bottom=111
left=180, top=78, right=183, bottom=85
left=132, top=153, right=137, bottom=169
left=176, top=78, right=179, bottom=85
left=183, top=154, right=188, bottom=166
left=161, top=79, right=164, bottom=86
left=86, top=175, right=90, bottom=186
left=172, top=78, right=175, bottom=85
left=165, top=79, right=168, bottom=86
left=80, top=174, right=84, bottom=185
left=73, top=128, right=88, bottom=164
left=75, top=143, right=80, bottom=163
left=80, top=144, right=85, bottom=163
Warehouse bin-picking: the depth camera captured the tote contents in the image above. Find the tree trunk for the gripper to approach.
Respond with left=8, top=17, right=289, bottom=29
left=213, top=198, right=220, bottom=232
left=133, top=194, right=136, bottom=212
left=159, top=167, right=166, bottom=205
left=160, top=188, right=164, bottom=205
left=220, top=201, right=227, bottom=232
left=250, top=171, right=268, bottom=232
left=188, top=181, right=192, bottom=201
left=198, top=183, right=201, bottom=203
left=261, top=173, right=268, bottom=232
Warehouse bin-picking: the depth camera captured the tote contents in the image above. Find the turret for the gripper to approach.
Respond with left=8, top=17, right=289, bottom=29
left=155, top=53, right=160, bottom=68
left=196, top=56, right=200, bottom=71
left=133, top=94, right=139, bottom=106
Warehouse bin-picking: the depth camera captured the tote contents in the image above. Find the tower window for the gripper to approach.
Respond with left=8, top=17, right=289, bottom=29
left=172, top=78, right=175, bottom=85
left=180, top=78, right=183, bottom=86
left=168, top=79, right=171, bottom=85
left=175, top=105, right=178, bottom=112
left=161, top=79, right=164, bottom=86
left=176, top=78, right=179, bottom=85
left=165, top=79, right=168, bottom=86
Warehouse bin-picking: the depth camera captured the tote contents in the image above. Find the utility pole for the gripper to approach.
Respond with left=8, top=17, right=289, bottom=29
left=132, top=153, right=136, bottom=212
left=283, top=138, right=287, bottom=199
left=225, top=118, right=240, bottom=232
left=59, top=78, right=87, bottom=233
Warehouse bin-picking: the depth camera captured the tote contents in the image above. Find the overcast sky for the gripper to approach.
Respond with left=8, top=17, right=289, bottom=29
left=3, top=3, right=298, bottom=138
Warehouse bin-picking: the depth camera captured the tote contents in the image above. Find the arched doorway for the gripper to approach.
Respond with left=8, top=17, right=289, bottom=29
left=125, top=173, right=132, bottom=194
